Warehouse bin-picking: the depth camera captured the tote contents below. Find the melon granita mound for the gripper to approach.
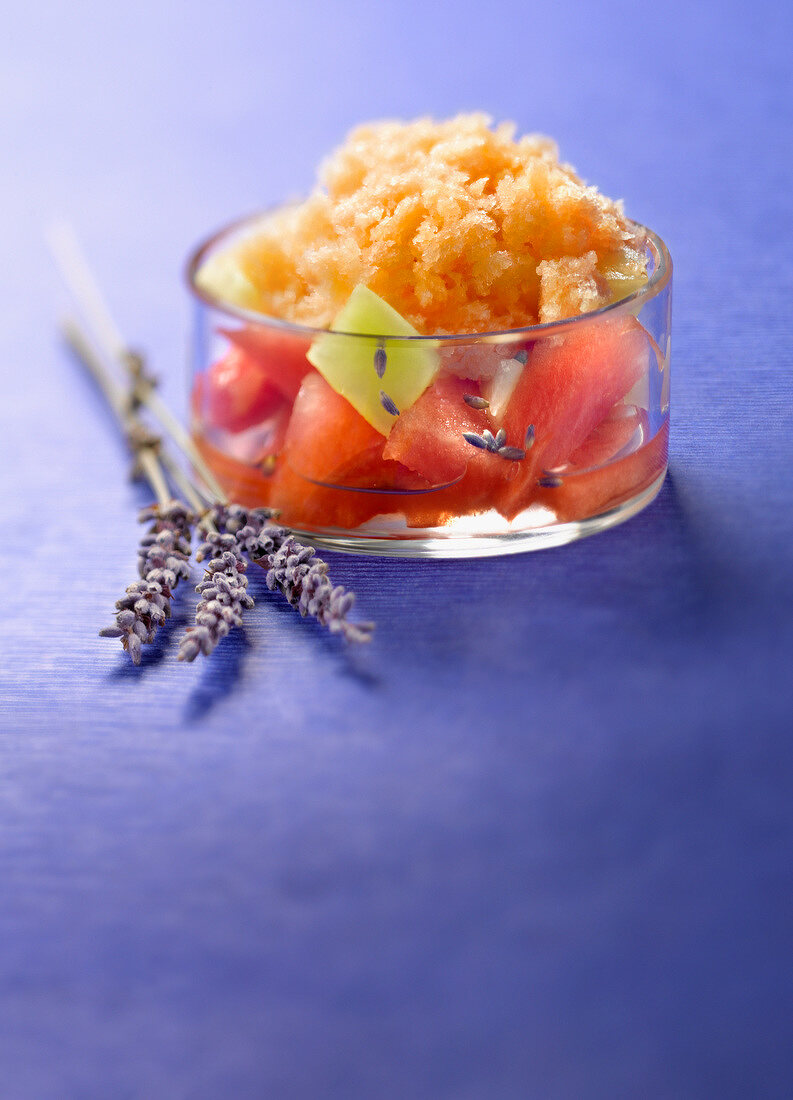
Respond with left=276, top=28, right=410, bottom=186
left=198, top=113, right=648, bottom=334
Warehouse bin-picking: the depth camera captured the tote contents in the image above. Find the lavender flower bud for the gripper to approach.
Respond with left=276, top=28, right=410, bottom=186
left=178, top=527, right=254, bottom=662
left=102, top=502, right=194, bottom=664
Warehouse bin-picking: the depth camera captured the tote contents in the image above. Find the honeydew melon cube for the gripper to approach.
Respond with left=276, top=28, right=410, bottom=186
left=196, top=248, right=260, bottom=311
left=307, top=285, right=439, bottom=437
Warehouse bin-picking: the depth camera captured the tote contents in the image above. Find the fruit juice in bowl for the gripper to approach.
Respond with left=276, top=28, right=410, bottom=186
left=185, top=115, right=671, bottom=558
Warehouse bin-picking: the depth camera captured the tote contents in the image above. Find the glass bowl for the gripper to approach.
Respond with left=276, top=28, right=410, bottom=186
left=185, top=213, right=671, bottom=559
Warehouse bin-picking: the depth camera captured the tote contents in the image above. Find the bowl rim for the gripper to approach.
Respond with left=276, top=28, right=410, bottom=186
left=184, top=207, right=672, bottom=344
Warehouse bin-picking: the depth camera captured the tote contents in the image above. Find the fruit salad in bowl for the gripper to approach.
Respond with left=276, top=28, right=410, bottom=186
left=187, top=114, right=671, bottom=557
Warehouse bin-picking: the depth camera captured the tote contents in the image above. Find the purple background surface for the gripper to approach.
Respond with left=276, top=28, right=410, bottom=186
left=2, top=1, right=793, bottom=1096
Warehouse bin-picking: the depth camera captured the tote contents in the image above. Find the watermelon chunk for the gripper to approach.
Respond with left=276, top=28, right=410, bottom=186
left=193, top=433, right=277, bottom=509
left=498, top=315, right=651, bottom=517
left=269, top=372, right=430, bottom=529
left=383, top=374, right=508, bottom=486
left=564, top=405, right=647, bottom=471
left=380, top=373, right=523, bottom=527
left=284, top=372, right=380, bottom=478
left=220, top=325, right=313, bottom=401
left=534, top=420, right=669, bottom=522
left=193, top=346, right=289, bottom=435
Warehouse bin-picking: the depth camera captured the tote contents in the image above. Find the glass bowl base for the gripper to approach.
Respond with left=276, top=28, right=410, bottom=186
left=285, top=467, right=668, bottom=559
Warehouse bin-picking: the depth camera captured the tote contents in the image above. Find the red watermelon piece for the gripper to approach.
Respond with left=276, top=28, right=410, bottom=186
left=564, top=405, right=647, bottom=471
left=379, top=374, right=526, bottom=528
left=193, top=433, right=277, bottom=509
left=383, top=373, right=515, bottom=498
left=383, top=374, right=490, bottom=483
left=220, top=325, right=313, bottom=401
left=269, top=372, right=430, bottom=530
left=279, top=372, right=422, bottom=489
left=498, top=315, right=651, bottom=517
left=534, top=420, right=668, bottom=522
left=193, top=346, right=287, bottom=434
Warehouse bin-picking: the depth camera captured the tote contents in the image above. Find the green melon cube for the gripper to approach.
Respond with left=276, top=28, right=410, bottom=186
left=306, top=285, right=439, bottom=437
left=196, top=247, right=259, bottom=311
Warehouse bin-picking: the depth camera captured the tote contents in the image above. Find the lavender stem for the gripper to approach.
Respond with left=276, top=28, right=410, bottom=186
left=158, top=447, right=213, bottom=516
left=131, top=370, right=227, bottom=504
left=137, top=447, right=171, bottom=509
left=48, top=222, right=129, bottom=364
left=50, top=225, right=227, bottom=504
left=62, top=319, right=172, bottom=507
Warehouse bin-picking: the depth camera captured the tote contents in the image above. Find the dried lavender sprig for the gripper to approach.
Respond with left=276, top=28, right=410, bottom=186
left=178, top=532, right=254, bottom=662
left=63, top=320, right=183, bottom=507
left=264, top=536, right=374, bottom=644
left=63, top=319, right=201, bottom=663
left=100, top=502, right=193, bottom=664
left=71, top=320, right=227, bottom=663
left=178, top=507, right=277, bottom=661
left=158, top=445, right=210, bottom=515
left=213, top=504, right=374, bottom=644
left=49, top=222, right=130, bottom=365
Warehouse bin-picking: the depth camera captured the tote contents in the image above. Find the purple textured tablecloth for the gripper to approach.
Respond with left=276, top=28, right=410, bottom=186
left=2, top=2, right=793, bottom=1096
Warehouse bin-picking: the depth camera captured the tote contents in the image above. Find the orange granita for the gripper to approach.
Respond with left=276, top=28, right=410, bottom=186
left=198, top=113, right=647, bottom=334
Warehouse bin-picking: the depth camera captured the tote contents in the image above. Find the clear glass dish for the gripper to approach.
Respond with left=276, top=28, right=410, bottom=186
left=185, top=213, right=671, bottom=558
